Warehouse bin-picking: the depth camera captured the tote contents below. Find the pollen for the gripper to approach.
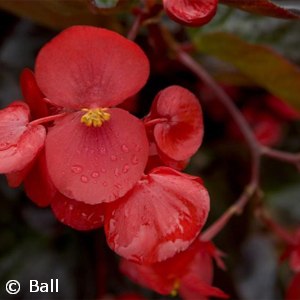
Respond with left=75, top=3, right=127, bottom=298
left=170, top=279, right=180, bottom=297
left=81, top=108, right=111, bottom=127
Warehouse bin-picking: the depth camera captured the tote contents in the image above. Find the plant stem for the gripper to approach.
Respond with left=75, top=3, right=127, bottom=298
left=29, top=112, right=67, bottom=126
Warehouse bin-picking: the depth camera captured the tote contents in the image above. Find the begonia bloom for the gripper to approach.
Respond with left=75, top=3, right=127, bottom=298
left=163, top=0, right=218, bottom=27
left=33, top=26, right=150, bottom=204
left=144, top=85, right=203, bottom=163
left=121, top=240, right=228, bottom=299
left=105, top=167, right=209, bottom=264
left=0, top=102, right=46, bottom=174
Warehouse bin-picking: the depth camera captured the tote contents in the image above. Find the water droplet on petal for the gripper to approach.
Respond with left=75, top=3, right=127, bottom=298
left=122, top=164, right=129, bottom=173
left=69, top=204, right=74, bottom=211
left=135, top=144, right=142, bottom=152
left=71, top=165, right=83, bottom=174
left=121, top=144, right=129, bottom=153
left=101, top=168, right=107, bottom=173
left=100, top=147, right=106, bottom=154
left=114, top=183, right=122, bottom=189
left=103, top=181, right=108, bottom=187
left=131, top=155, right=139, bottom=165
left=81, top=175, right=89, bottom=183
left=114, top=168, right=120, bottom=176
left=110, top=155, right=117, bottom=161
left=91, top=172, right=99, bottom=178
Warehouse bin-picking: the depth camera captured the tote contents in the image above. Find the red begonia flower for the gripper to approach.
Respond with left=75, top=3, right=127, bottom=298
left=121, top=240, right=228, bottom=299
left=0, top=102, right=46, bottom=174
left=144, top=85, right=203, bottom=162
left=34, top=26, right=150, bottom=204
left=105, top=167, right=209, bottom=264
left=51, top=193, right=104, bottom=231
left=163, top=0, right=218, bottom=27
left=286, top=273, right=300, bottom=300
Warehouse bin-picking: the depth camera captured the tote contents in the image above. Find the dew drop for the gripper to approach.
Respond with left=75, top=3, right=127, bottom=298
left=81, top=175, right=89, bottom=183
left=114, top=168, right=120, bottom=176
left=101, top=168, right=107, bottom=173
left=122, top=164, right=129, bottom=173
left=121, top=144, right=129, bottom=153
left=131, top=155, right=139, bottom=165
left=135, top=144, right=142, bottom=152
left=114, top=183, right=122, bottom=189
left=100, top=147, right=106, bottom=154
left=71, top=165, right=83, bottom=174
left=69, top=204, right=74, bottom=211
left=91, top=171, right=99, bottom=178
left=103, top=181, right=108, bottom=187
left=110, top=155, right=117, bottom=161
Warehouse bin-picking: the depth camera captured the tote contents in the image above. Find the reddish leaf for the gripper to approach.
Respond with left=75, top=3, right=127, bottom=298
left=221, top=0, right=300, bottom=19
left=193, top=32, right=300, bottom=111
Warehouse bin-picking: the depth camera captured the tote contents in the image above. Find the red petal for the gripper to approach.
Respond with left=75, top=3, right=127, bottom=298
left=35, top=26, right=149, bottom=109
left=45, top=108, right=148, bottom=204
left=51, top=193, right=104, bottom=231
left=181, top=273, right=229, bottom=299
left=0, top=102, right=46, bottom=173
left=286, top=273, right=300, bottom=300
left=163, top=0, right=218, bottom=27
left=105, top=167, right=209, bottom=264
left=6, top=163, right=33, bottom=188
left=20, top=68, right=49, bottom=119
left=146, top=86, right=204, bottom=161
left=24, top=150, right=56, bottom=207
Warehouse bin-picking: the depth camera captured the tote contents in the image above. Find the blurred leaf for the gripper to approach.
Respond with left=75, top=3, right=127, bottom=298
left=89, top=0, right=138, bottom=14
left=193, top=32, right=300, bottom=111
left=93, top=0, right=119, bottom=8
left=0, top=0, right=121, bottom=30
left=190, top=5, right=300, bottom=63
left=220, top=0, right=300, bottom=19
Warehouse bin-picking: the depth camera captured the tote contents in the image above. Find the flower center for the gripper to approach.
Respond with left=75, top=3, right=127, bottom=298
left=81, top=108, right=111, bottom=127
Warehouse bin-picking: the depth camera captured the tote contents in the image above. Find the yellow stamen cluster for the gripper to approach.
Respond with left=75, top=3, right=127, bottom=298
left=81, top=108, right=111, bottom=127
left=170, top=279, right=180, bottom=297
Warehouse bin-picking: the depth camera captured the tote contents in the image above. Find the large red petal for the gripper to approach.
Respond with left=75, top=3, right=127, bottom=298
left=45, top=108, right=148, bottom=204
left=146, top=86, right=204, bottom=161
left=51, top=193, right=104, bottom=231
left=163, top=0, right=218, bottom=27
left=0, top=102, right=46, bottom=173
left=35, top=26, right=149, bottom=109
left=105, top=167, right=209, bottom=264
left=24, top=150, right=56, bottom=207
left=20, top=68, right=49, bottom=119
